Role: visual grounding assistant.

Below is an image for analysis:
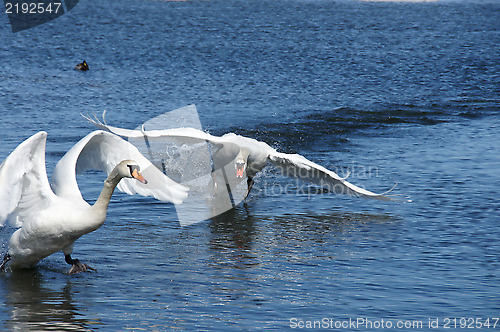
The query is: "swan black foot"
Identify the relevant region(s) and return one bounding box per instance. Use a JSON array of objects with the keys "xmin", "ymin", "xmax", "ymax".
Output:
[
  {"xmin": 0, "ymin": 253, "xmax": 11, "ymax": 272},
  {"xmin": 65, "ymin": 254, "xmax": 97, "ymax": 275},
  {"xmin": 244, "ymin": 177, "xmax": 254, "ymax": 198}
]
